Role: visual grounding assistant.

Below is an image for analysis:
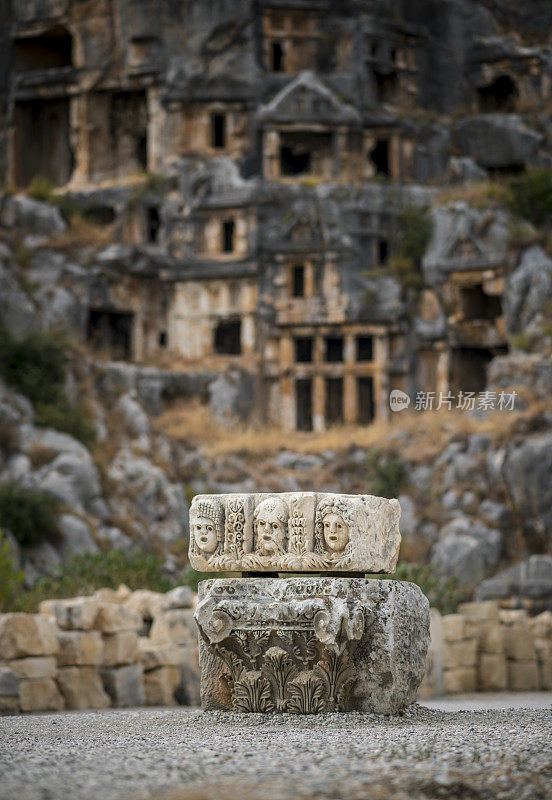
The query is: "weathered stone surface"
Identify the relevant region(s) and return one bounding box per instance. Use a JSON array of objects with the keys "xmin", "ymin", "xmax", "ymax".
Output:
[
  {"xmin": 161, "ymin": 586, "xmax": 195, "ymax": 610},
  {"xmin": 2, "ymin": 657, "xmax": 56, "ymax": 680},
  {"xmin": 441, "ymin": 614, "xmax": 466, "ymax": 642},
  {"xmin": 150, "ymin": 609, "xmax": 197, "ymax": 646},
  {"xmin": 138, "ymin": 640, "xmax": 180, "ymax": 671},
  {"xmin": 19, "ymin": 678, "xmax": 64, "ymax": 712},
  {"xmin": 189, "ymin": 492, "xmax": 401, "ymax": 574},
  {"xmin": 57, "ymin": 667, "xmax": 111, "ymax": 710},
  {"xmin": 56, "ymin": 630, "xmax": 103, "ymax": 666},
  {"xmin": 102, "ymin": 632, "xmax": 139, "ymax": 667},
  {"xmin": 0, "ymin": 614, "xmax": 58, "ymax": 659},
  {"xmin": 100, "ymin": 664, "xmax": 145, "ymax": 707},
  {"xmin": 94, "ymin": 604, "xmax": 142, "ymax": 634},
  {"xmin": 442, "ymin": 640, "xmax": 477, "ymax": 669},
  {"xmin": 144, "ymin": 666, "xmax": 180, "ymax": 706},
  {"xmin": 40, "ymin": 597, "xmax": 100, "ymax": 631},
  {"xmin": 504, "ymin": 625, "xmax": 536, "ymax": 661},
  {"xmin": 195, "ymin": 578, "xmax": 429, "ymax": 715},
  {"xmin": 443, "ymin": 667, "xmax": 477, "ymax": 694},
  {"xmin": 478, "ymin": 654, "xmax": 507, "ymax": 691}
]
